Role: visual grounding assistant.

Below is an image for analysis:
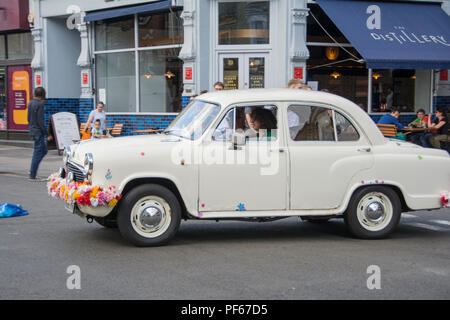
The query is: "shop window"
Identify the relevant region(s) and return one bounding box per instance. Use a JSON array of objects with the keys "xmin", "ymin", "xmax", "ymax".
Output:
[
  {"xmin": 0, "ymin": 35, "xmax": 5, "ymax": 60},
  {"xmin": 138, "ymin": 11, "xmax": 183, "ymax": 47},
  {"xmin": 371, "ymin": 69, "xmax": 417, "ymax": 113},
  {"xmin": 218, "ymin": 1, "xmax": 270, "ymax": 45},
  {"xmin": 95, "ymin": 16, "xmax": 135, "ymax": 51},
  {"xmin": 139, "ymin": 48, "xmax": 183, "ymax": 113},
  {"xmin": 96, "ymin": 52, "xmax": 136, "ymax": 113},
  {"xmin": 5, "ymin": 33, "xmax": 33, "ymax": 60}
]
